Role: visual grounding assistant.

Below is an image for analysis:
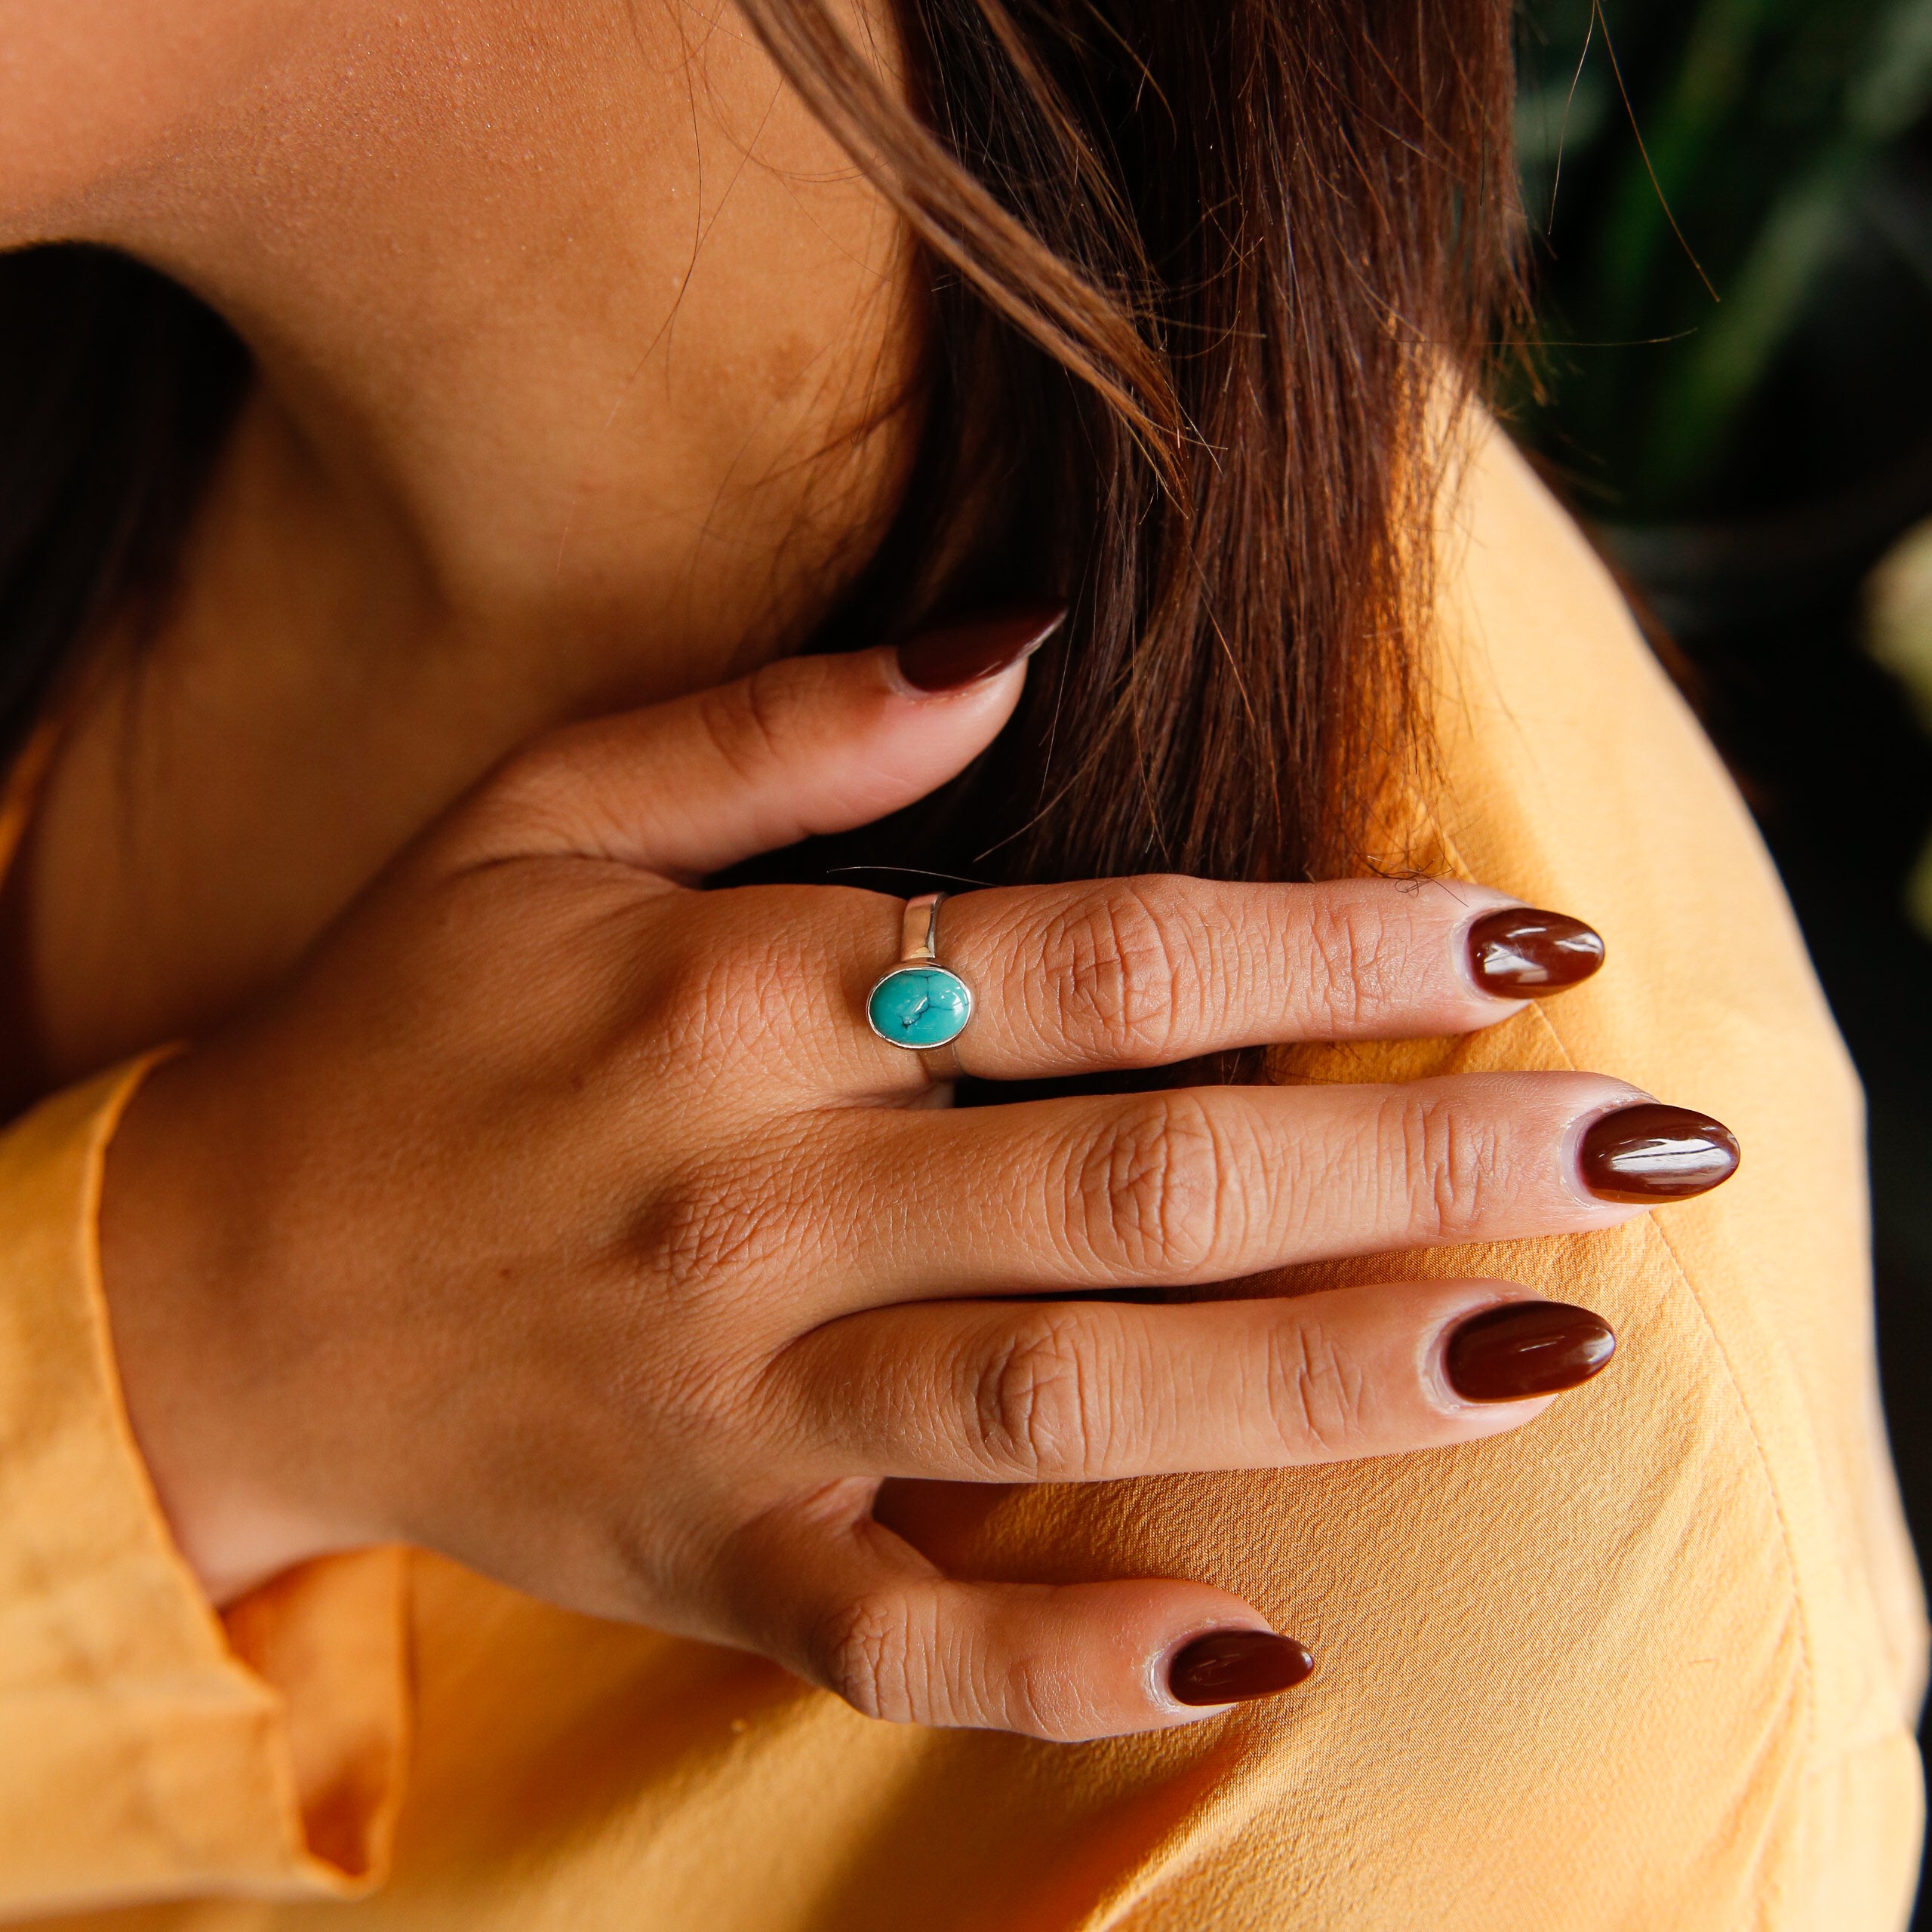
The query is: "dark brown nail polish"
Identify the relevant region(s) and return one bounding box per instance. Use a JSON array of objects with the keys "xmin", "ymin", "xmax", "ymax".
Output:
[
  {"xmin": 895, "ymin": 602, "xmax": 1067, "ymax": 692},
  {"xmin": 1467, "ymin": 907, "xmax": 1605, "ymax": 997},
  {"xmin": 1444, "ymin": 1300, "xmax": 1616, "ymax": 1403},
  {"xmin": 1580, "ymin": 1102, "xmax": 1740, "ymax": 1202},
  {"xmin": 1168, "ymin": 1629, "xmax": 1315, "ymax": 1706}
]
